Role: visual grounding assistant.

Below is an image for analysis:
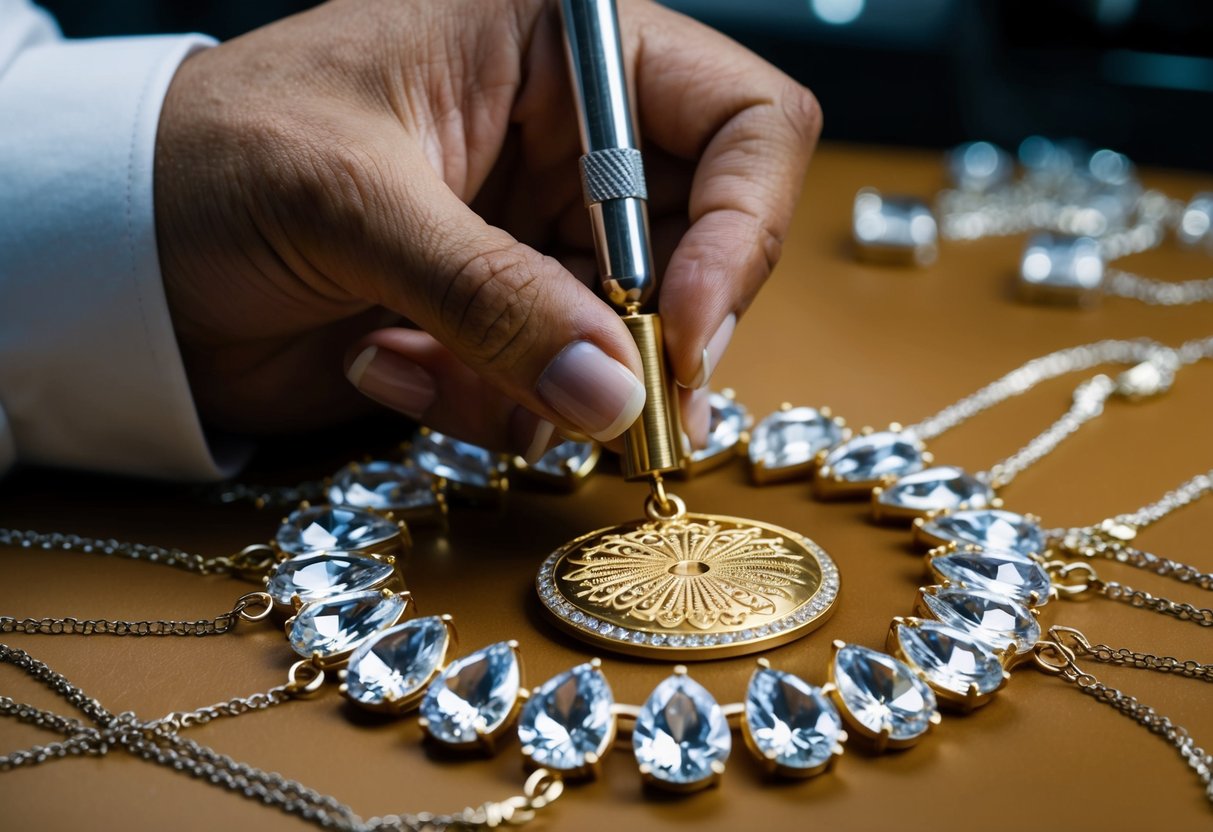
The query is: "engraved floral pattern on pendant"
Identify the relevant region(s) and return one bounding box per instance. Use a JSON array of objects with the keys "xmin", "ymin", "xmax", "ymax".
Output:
[{"xmin": 561, "ymin": 517, "xmax": 811, "ymax": 630}]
